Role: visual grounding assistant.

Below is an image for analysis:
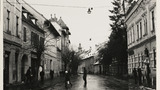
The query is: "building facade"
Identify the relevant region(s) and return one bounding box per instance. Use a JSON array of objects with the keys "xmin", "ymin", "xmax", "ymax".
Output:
[
  {"xmin": 3, "ymin": 0, "xmax": 23, "ymax": 84},
  {"xmin": 3, "ymin": 0, "xmax": 67, "ymax": 85},
  {"xmin": 43, "ymin": 19, "xmax": 61, "ymax": 78},
  {"xmin": 22, "ymin": 6, "xmax": 45, "ymax": 81},
  {"xmin": 125, "ymin": 0, "xmax": 156, "ymax": 87},
  {"xmin": 57, "ymin": 17, "xmax": 71, "ymax": 71}
]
